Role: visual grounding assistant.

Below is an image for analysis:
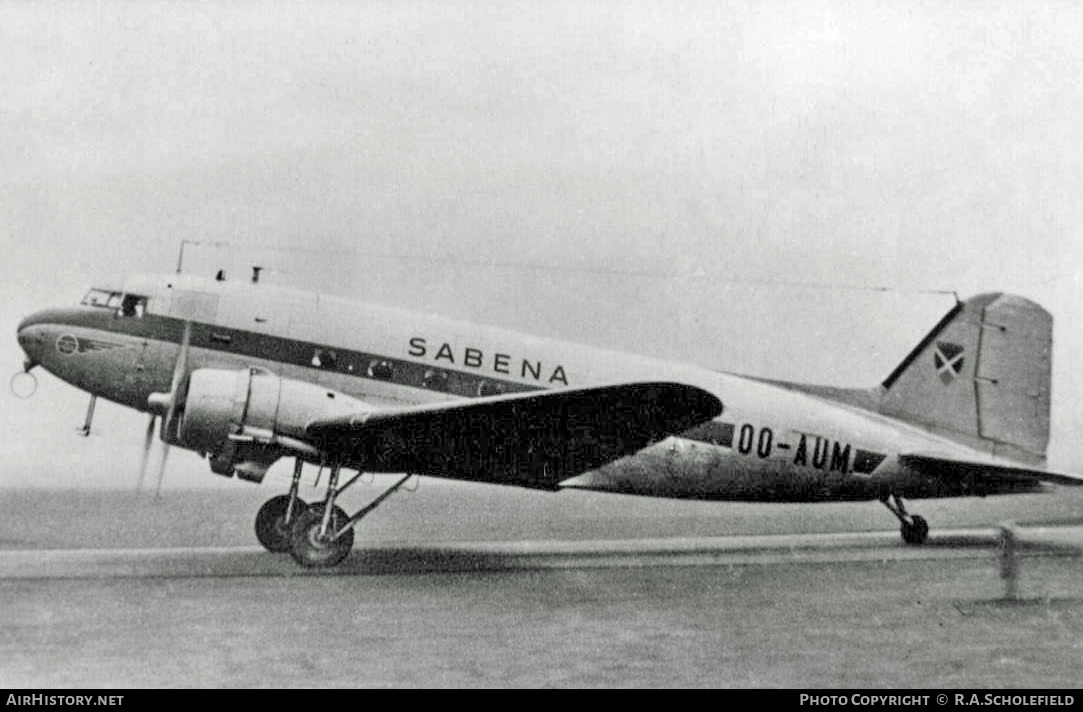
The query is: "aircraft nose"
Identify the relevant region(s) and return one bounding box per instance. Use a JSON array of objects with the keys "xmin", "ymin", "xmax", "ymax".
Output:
[
  {"xmin": 17, "ymin": 314, "xmax": 32, "ymax": 344},
  {"xmin": 16, "ymin": 311, "xmax": 49, "ymax": 360}
]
